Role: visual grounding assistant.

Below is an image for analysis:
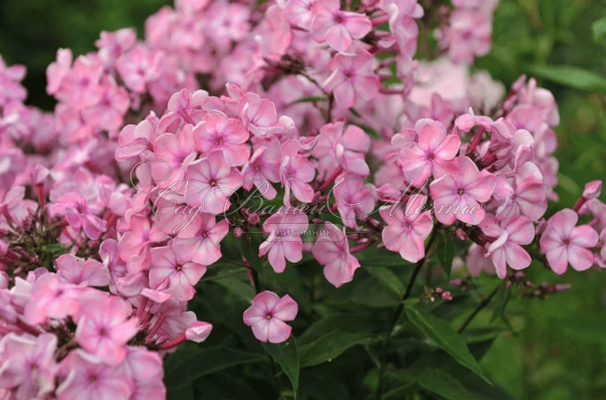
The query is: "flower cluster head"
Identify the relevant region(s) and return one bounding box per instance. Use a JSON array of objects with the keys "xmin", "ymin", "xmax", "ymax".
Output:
[{"xmin": 0, "ymin": 0, "xmax": 603, "ymax": 397}]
